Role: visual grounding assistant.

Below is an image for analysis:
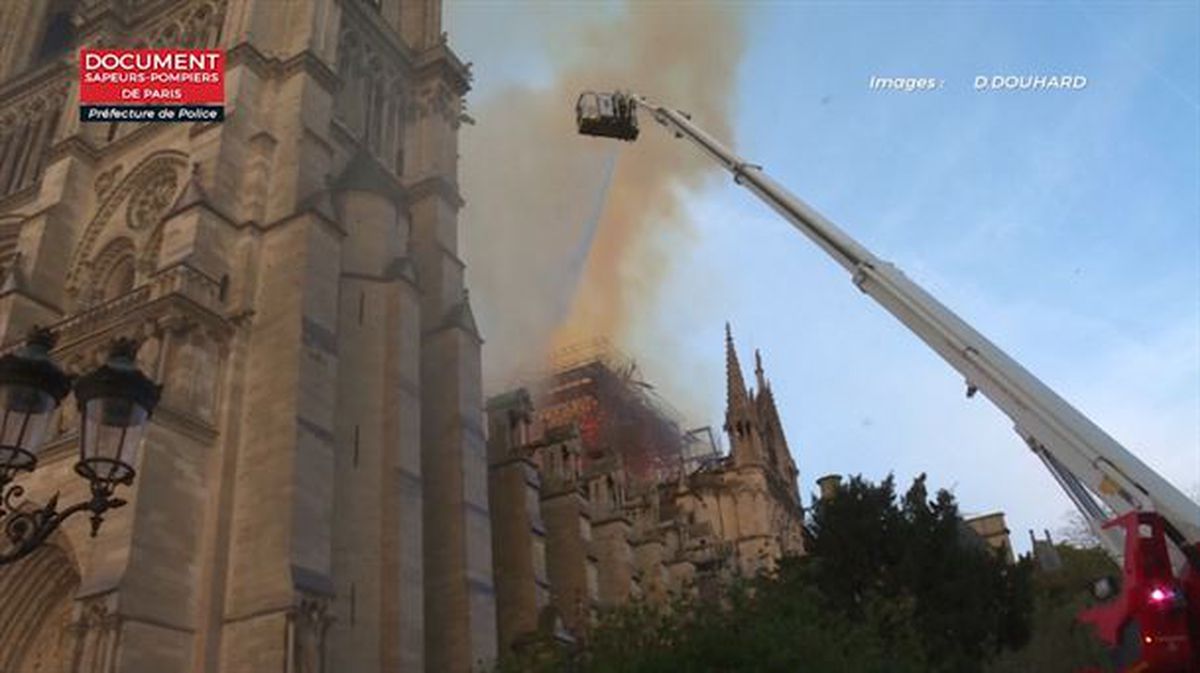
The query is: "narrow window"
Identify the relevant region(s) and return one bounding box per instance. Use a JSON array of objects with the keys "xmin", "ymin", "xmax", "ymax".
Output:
[
  {"xmin": 102, "ymin": 256, "xmax": 136, "ymax": 301},
  {"xmin": 357, "ymin": 290, "xmax": 365, "ymax": 325},
  {"xmin": 36, "ymin": 10, "xmax": 74, "ymax": 61},
  {"xmin": 353, "ymin": 425, "xmax": 360, "ymax": 468}
]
